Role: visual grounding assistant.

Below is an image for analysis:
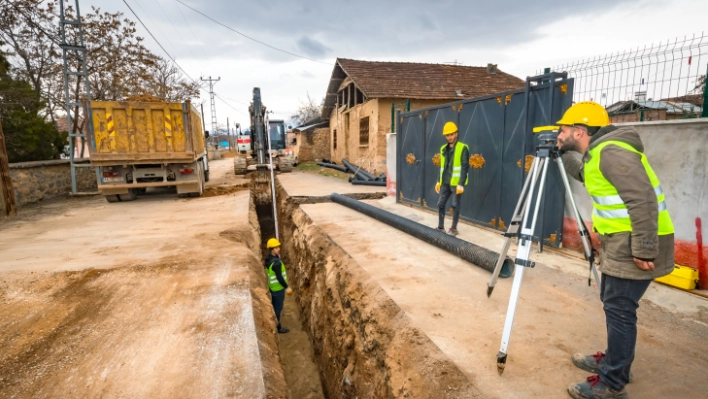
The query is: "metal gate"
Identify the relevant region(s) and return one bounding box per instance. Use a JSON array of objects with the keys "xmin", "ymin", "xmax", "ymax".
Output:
[{"xmin": 397, "ymin": 73, "xmax": 574, "ymax": 248}]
